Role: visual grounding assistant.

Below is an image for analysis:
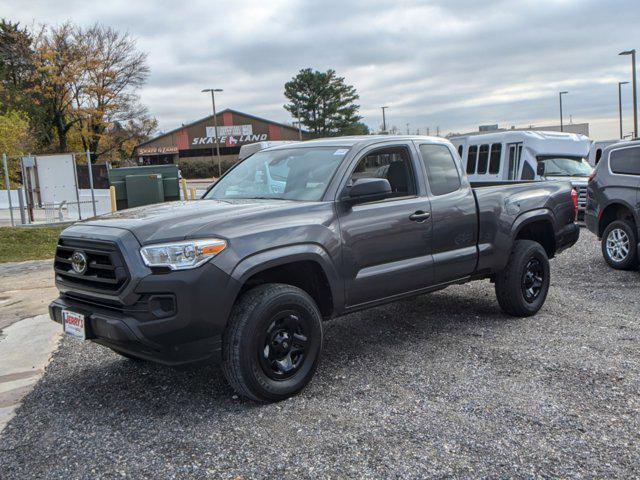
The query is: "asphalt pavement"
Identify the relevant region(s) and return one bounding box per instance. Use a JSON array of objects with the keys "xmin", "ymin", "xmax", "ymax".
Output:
[{"xmin": 0, "ymin": 232, "xmax": 638, "ymax": 479}]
